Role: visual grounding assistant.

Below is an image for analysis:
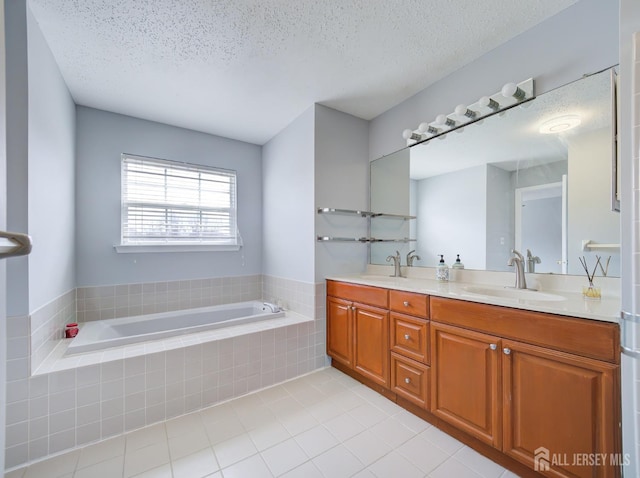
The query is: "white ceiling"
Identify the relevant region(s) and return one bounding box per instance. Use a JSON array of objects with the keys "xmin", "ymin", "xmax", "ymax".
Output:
[{"xmin": 28, "ymin": 0, "xmax": 577, "ymax": 145}]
